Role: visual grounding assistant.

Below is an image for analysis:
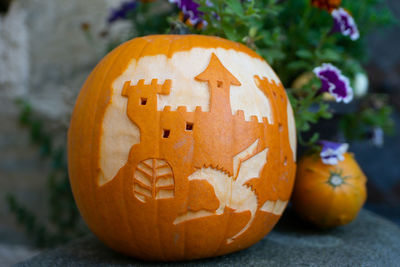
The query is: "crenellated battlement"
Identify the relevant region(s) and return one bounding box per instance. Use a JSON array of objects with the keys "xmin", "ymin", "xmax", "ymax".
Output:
[
  {"xmin": 163, "ymin": 106, "xmax": 172, "ymax": 112},
  {"xmin": 177, "ymin": 106, "xmax": 187, "ymax": 113},
  {"xmin": 235, "ymin": 110, "xmax": 245, "ymax": 120},
  {"xmin": 162, "ymin": 105, "xmax": 206, "ymax": 116},
  {"xmin": 231, "ymin": 110, "xmax": 269, "ymax": 124},
  {"xmin": 160, "ymin": 106, "xmax": 269, "ymax": 124},
  {"xmin": 122, "ymin": 79, "xmax": 171, "ymax": 98},
  {"xmin": 250, "ymin": 115, "xmax": 259, "ymax": 123}
]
